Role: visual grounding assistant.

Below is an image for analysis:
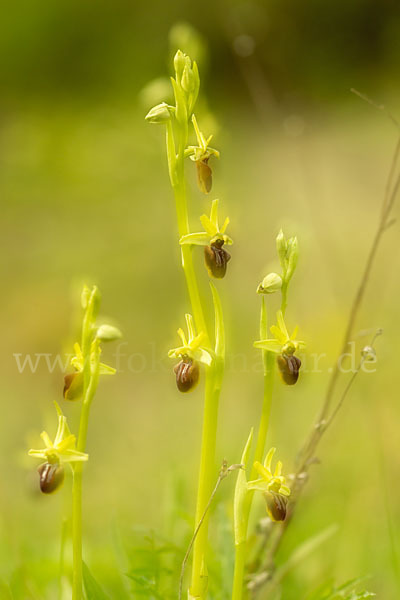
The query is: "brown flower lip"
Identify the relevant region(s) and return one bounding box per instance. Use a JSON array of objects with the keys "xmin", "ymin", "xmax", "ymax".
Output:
[
  {"xmin": 174, "ymin": 356, "xmax": 200, "ymax": 393},
  {"xmin": 264, "ymin": 490, "xmax": 288, "ymax": 521},
  {"xmin": 276, "ymin": 353, "xmax": 301, "ymax": 385},
  {"xmin": 37, "ymin": 462, "xmax": 65, "ymax": 494},
  {"xmin": 204, "ymin": 239, "xmax": 231, "ymax": 279},
  {"xmin": 63, "ymin": 371, "xmax": 84, "ymax": 401},
  {"xmin": 196, "ymin": 157, "xmax": 212, "ymax": 194}
]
